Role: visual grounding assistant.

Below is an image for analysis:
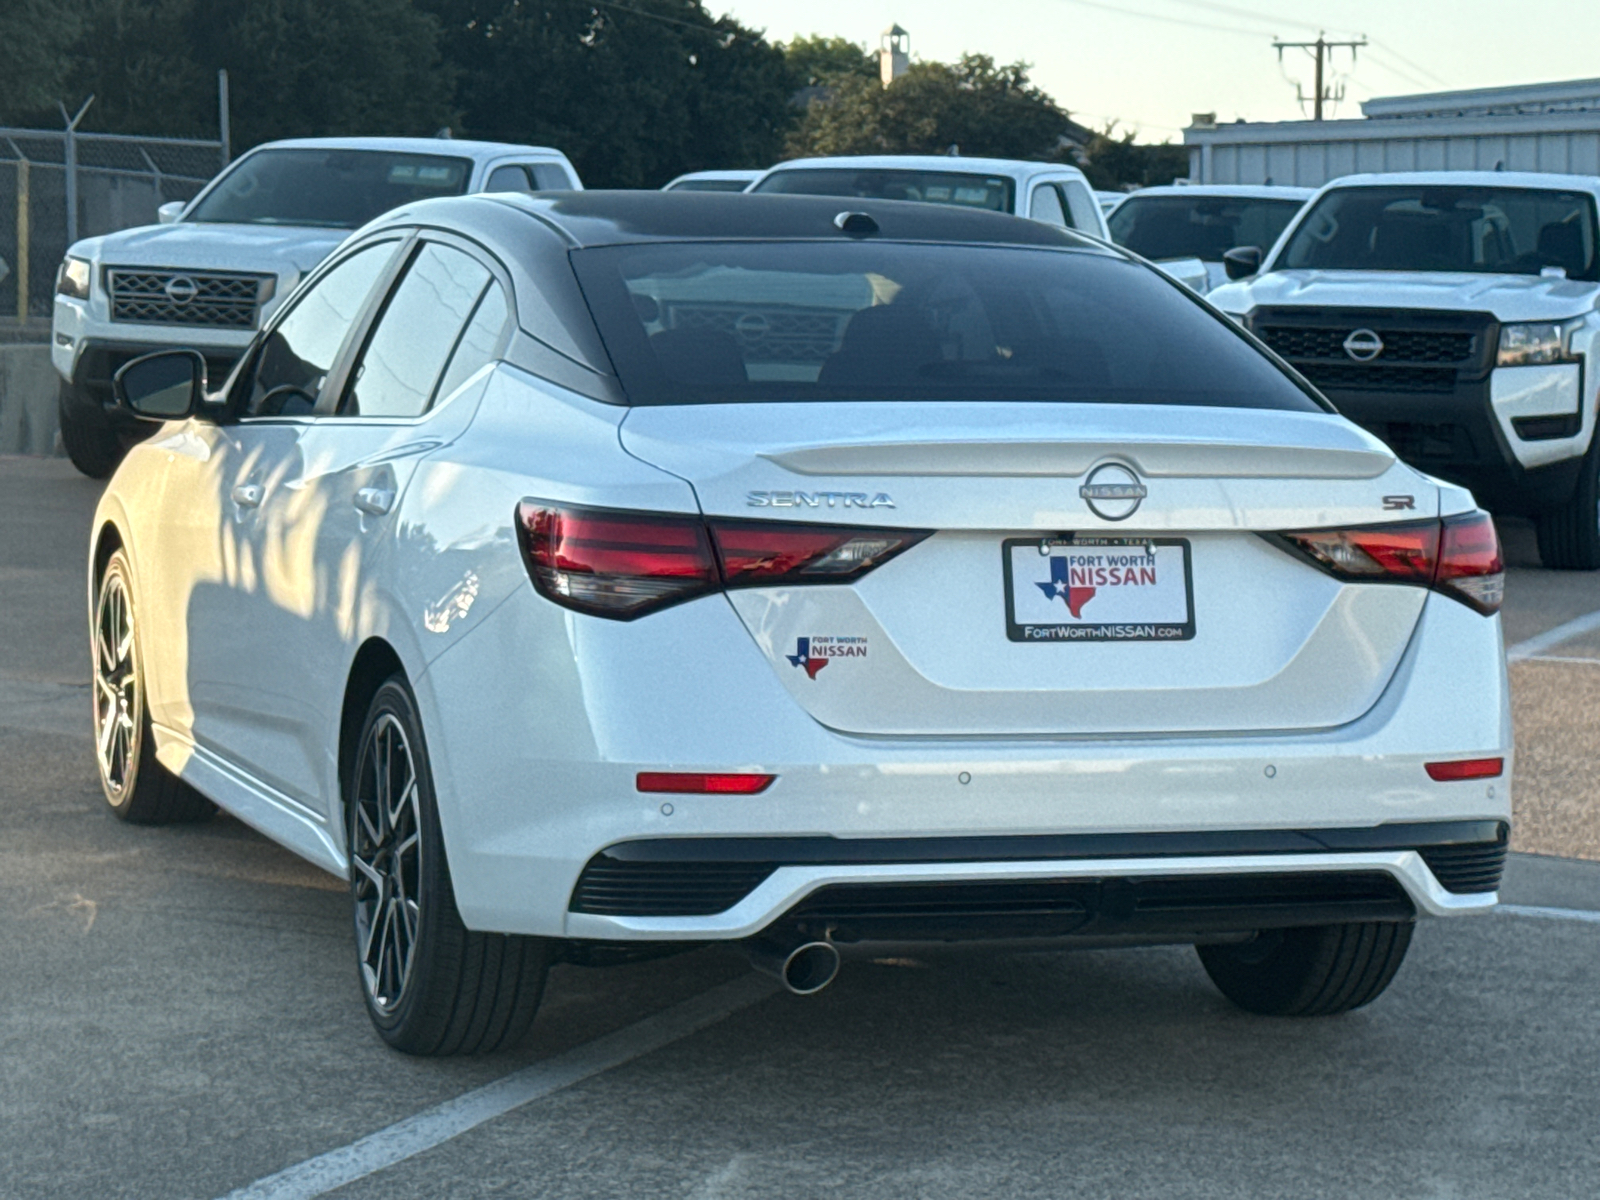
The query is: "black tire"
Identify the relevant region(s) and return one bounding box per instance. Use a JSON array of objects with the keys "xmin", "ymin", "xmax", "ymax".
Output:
[
  {"xmin": 93, "ymin": 550, "xmax": 216, "ymax": 824},
  {"xmin": 346, "ymin": 677, "xmax": 550, "ymax": 1056},
  {"xmin": 1535, "ymin": 434, "xmax": 1600, "ymax": 569},
  {"xmin": 1197, "ymin": 921, "xmax": 1413, "ymax": 1017},
  {"xmin": 59, "ymin": 381, "xmax": 124, "ymax": 479}
]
